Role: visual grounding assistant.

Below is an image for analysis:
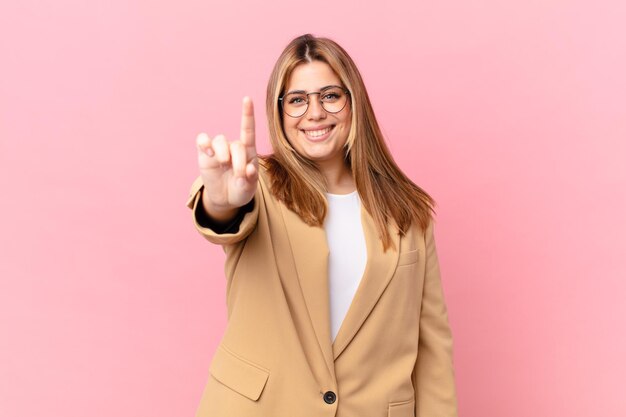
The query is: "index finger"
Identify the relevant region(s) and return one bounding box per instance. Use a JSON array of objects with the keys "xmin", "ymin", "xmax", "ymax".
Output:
[{"xmin": 240, "ymin": 96, "xmax": 256, "ymax": 147}]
